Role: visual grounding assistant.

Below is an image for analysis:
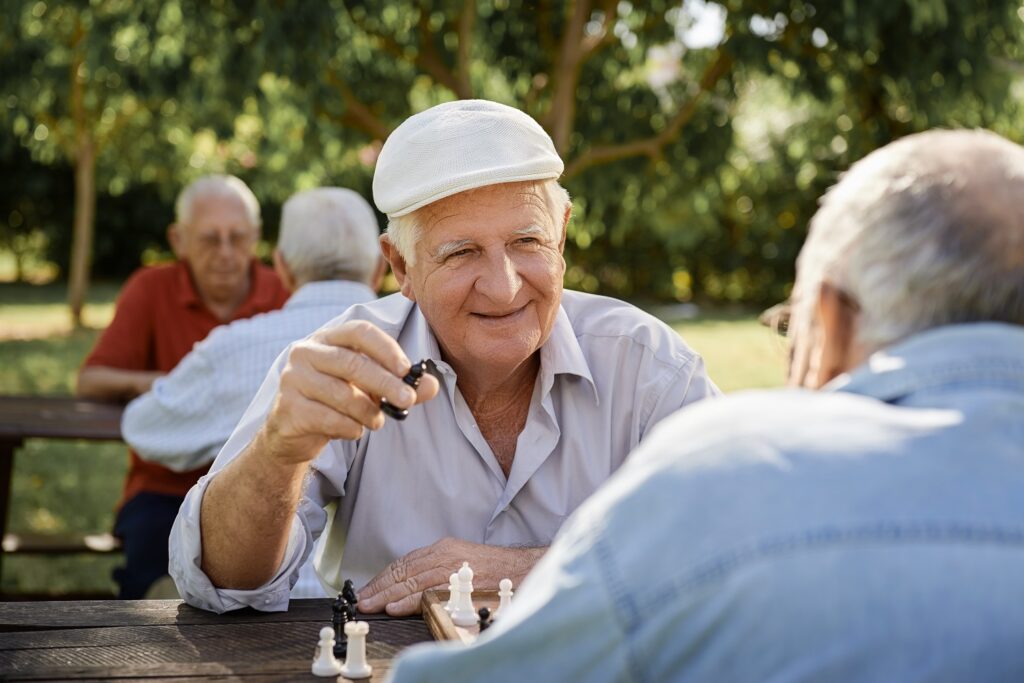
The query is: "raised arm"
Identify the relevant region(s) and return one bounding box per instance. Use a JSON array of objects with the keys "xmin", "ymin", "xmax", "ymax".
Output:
[{"xmin": 197, "ymin": 320, "xmax": 440, "ymax": 590}]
